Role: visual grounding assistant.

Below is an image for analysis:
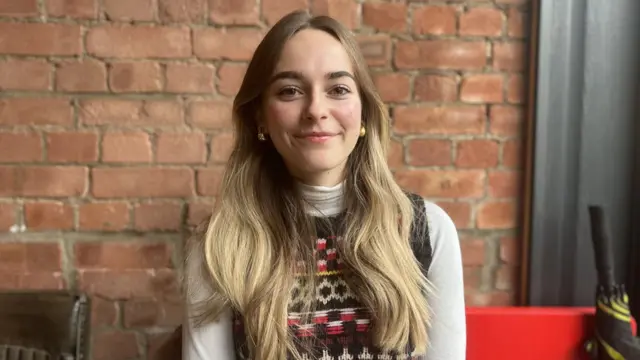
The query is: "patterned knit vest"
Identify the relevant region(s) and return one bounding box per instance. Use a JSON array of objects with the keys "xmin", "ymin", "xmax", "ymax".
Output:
[{"xmin": 232, "ymin": 193, "xmax": 432, "ymax": 360}]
